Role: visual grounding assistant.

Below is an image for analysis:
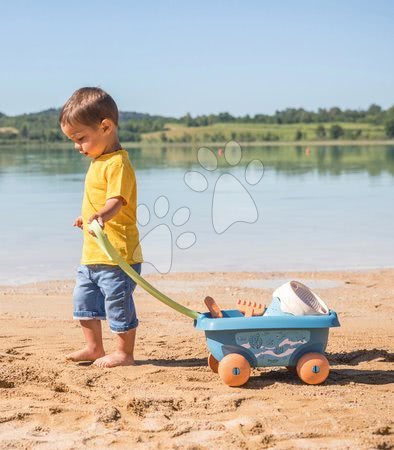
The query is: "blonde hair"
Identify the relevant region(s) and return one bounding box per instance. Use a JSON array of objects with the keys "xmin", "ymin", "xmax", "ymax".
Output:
[{"xmin": 59, "ymin": 87, "xmax": 119, "ymax": 127}]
